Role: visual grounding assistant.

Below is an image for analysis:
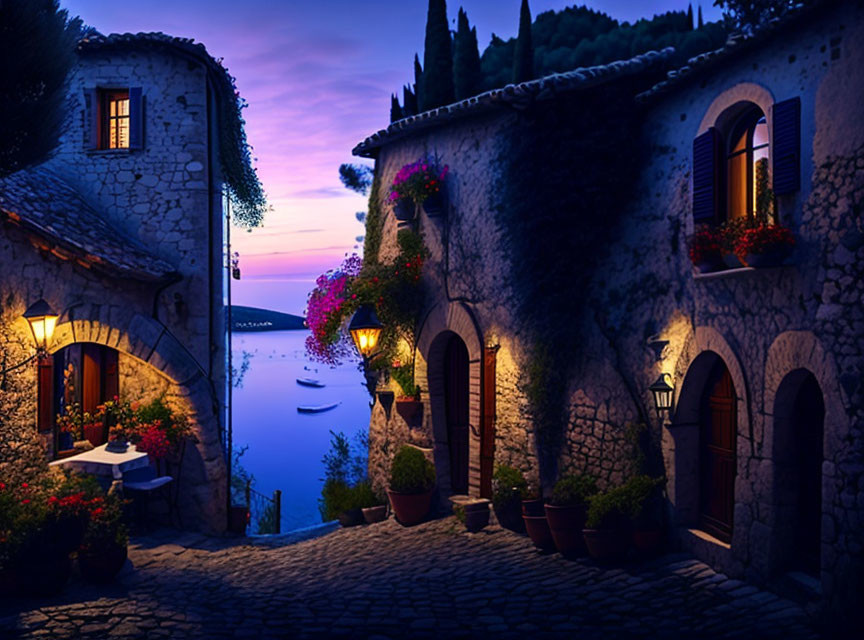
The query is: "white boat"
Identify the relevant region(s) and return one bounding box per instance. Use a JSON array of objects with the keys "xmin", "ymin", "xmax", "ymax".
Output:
[
  {"xmin": 297, "ymin": 402, "xmax": 340, "ymax": 414},
  {"xmin": 296, "ymin": 377, "xmax": 325, "ymax": 388}
]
